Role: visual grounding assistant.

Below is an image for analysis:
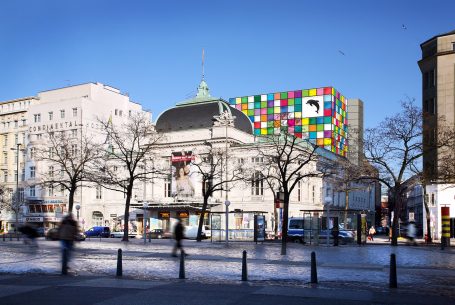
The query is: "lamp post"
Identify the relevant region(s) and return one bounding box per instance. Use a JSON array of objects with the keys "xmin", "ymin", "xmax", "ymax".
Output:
[
  {"xmin": 225, "ymin": 200, "xmax": 230, "ymax": 243},
  {"xmin": 75, "ymin": 204, "xmax": 80, "ymax": 221},
  {"xmin": 143, "ymin": 202, "xmax": 149, "ymax": 244},
  {"xmin": 324, "ymin": 195, "xmax": 332, "ymax": 247}
]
